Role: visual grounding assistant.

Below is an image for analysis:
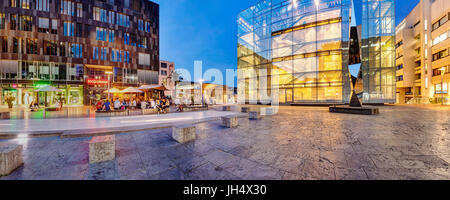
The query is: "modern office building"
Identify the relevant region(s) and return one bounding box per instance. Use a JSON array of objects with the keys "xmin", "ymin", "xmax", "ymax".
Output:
[
  {"xmin": 159, "ymin": 60, "xmax": 175, "ymax": 97},
  {"xmin": 0, "ymin": 0, "xmax": 159, "ymax": 107},
  {"xmin": 237, "ymin": 0, "xmax": 396, "ymax": 105},
  {"xmin": 395, "ymin": 0, "xmax": 450, "ymax": 104}
]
